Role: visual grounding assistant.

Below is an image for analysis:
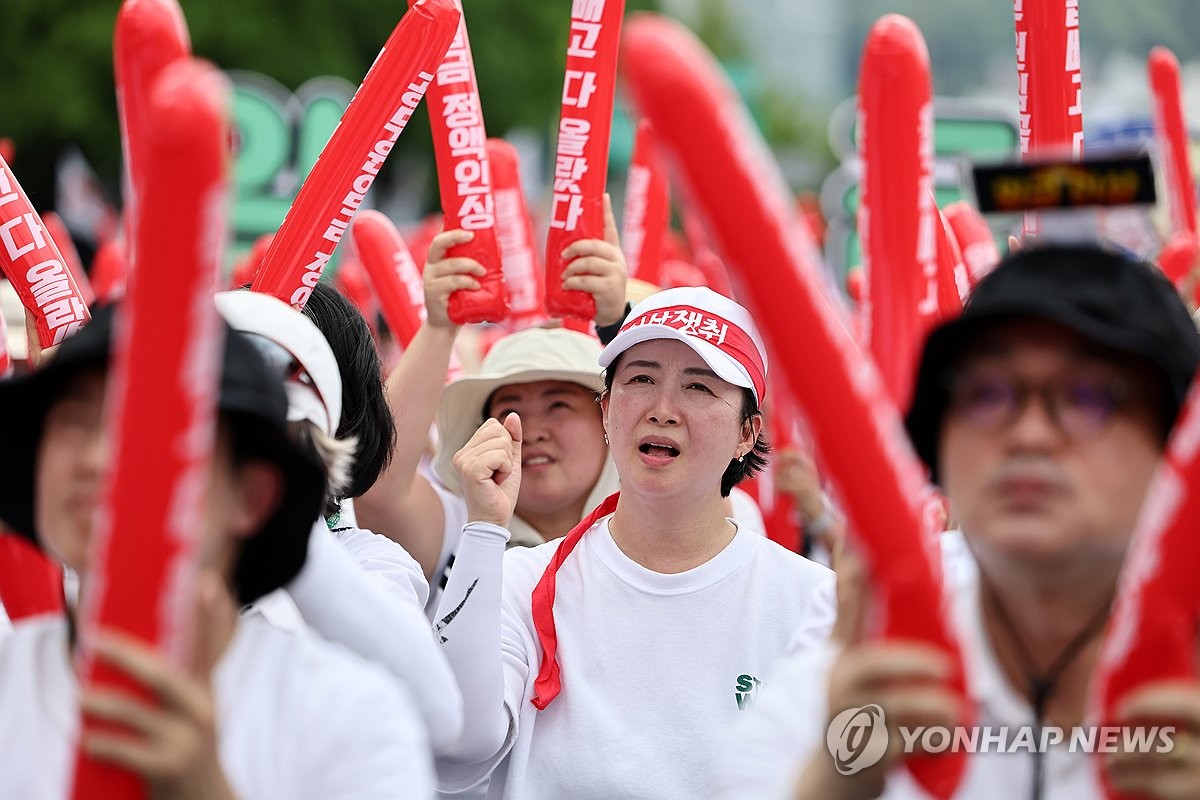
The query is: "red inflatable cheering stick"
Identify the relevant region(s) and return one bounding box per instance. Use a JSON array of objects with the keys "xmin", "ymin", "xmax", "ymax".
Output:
[
  {"xmin": 1013, "ymin": 0, "xmax": 1083, "ymax": 159},
  {"xmin": 113, "ymin": 0, "xmax": 191, "ymax": 265},
  {"xmin": 0, "ymin": 157, "xmax": 91, "ymax": 348},
  {"xmin": 253, "ymin": 0, "xmax": 460, "ymax": 310},
  {"xmin": 90, "ymin": 238, "xmax": 129, "ymax": 304},
  {"xmin": 416, "ymin": 0, "xmax": 509, "ymax": 324},
  {"xmin": 0, "ymin": 300, "xmax": 10, "ymax": 377},
  {"xmin": 42, "ymin": 212, "xmax": 95, "ymax": 307},
  {"xmin": 622, "ymin": 119, "xmax": 670, "ymax": 286},
  {"xmin": 943, "ymin": 201, "xmax": 999, "ymax": 285},
  {"xmin": 351, "ymin": 210, "xmax": 427, "ymax": 349},
  {"xmin": 858, "ymin": 15, "xmax": 937, "ymax": 411},
  {"xmin": 488, "ymin": 138, "xmax": 546, "ymax": 329},
  {"xmin": 69, "ymin": 58, "xmax": 230, "ymax": 800},
  {"xmin": 621, "ymin": 15, "xmax": 969, "ymax": 798},
  {"xmin": 545, "ymin": 0, "xmax": 626, "ymax": 319},
  {"xmin": 0, "ymin": 533, "xmax": 63, "ymax": 620},
  {"xmin": 1149, "ymin": 47, "xmax": 1198, "ymax": 239},
  {"xmin": 934, "ymin": 203, "xmax": 966, "ymax": 320},
  {"xmin": 1091, "ymin": 385, "xmax": 1200, "ymax": 799}
]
